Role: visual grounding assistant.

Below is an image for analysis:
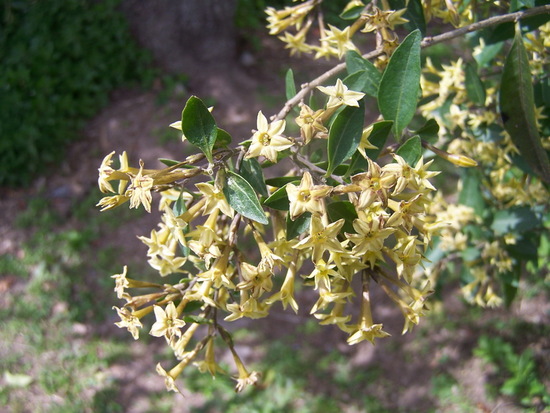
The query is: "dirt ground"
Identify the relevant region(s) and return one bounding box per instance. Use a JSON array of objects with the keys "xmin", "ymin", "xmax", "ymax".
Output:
[{"xmin": 1, "ymin": 22, "xmax": 548, "ymax": 413}]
